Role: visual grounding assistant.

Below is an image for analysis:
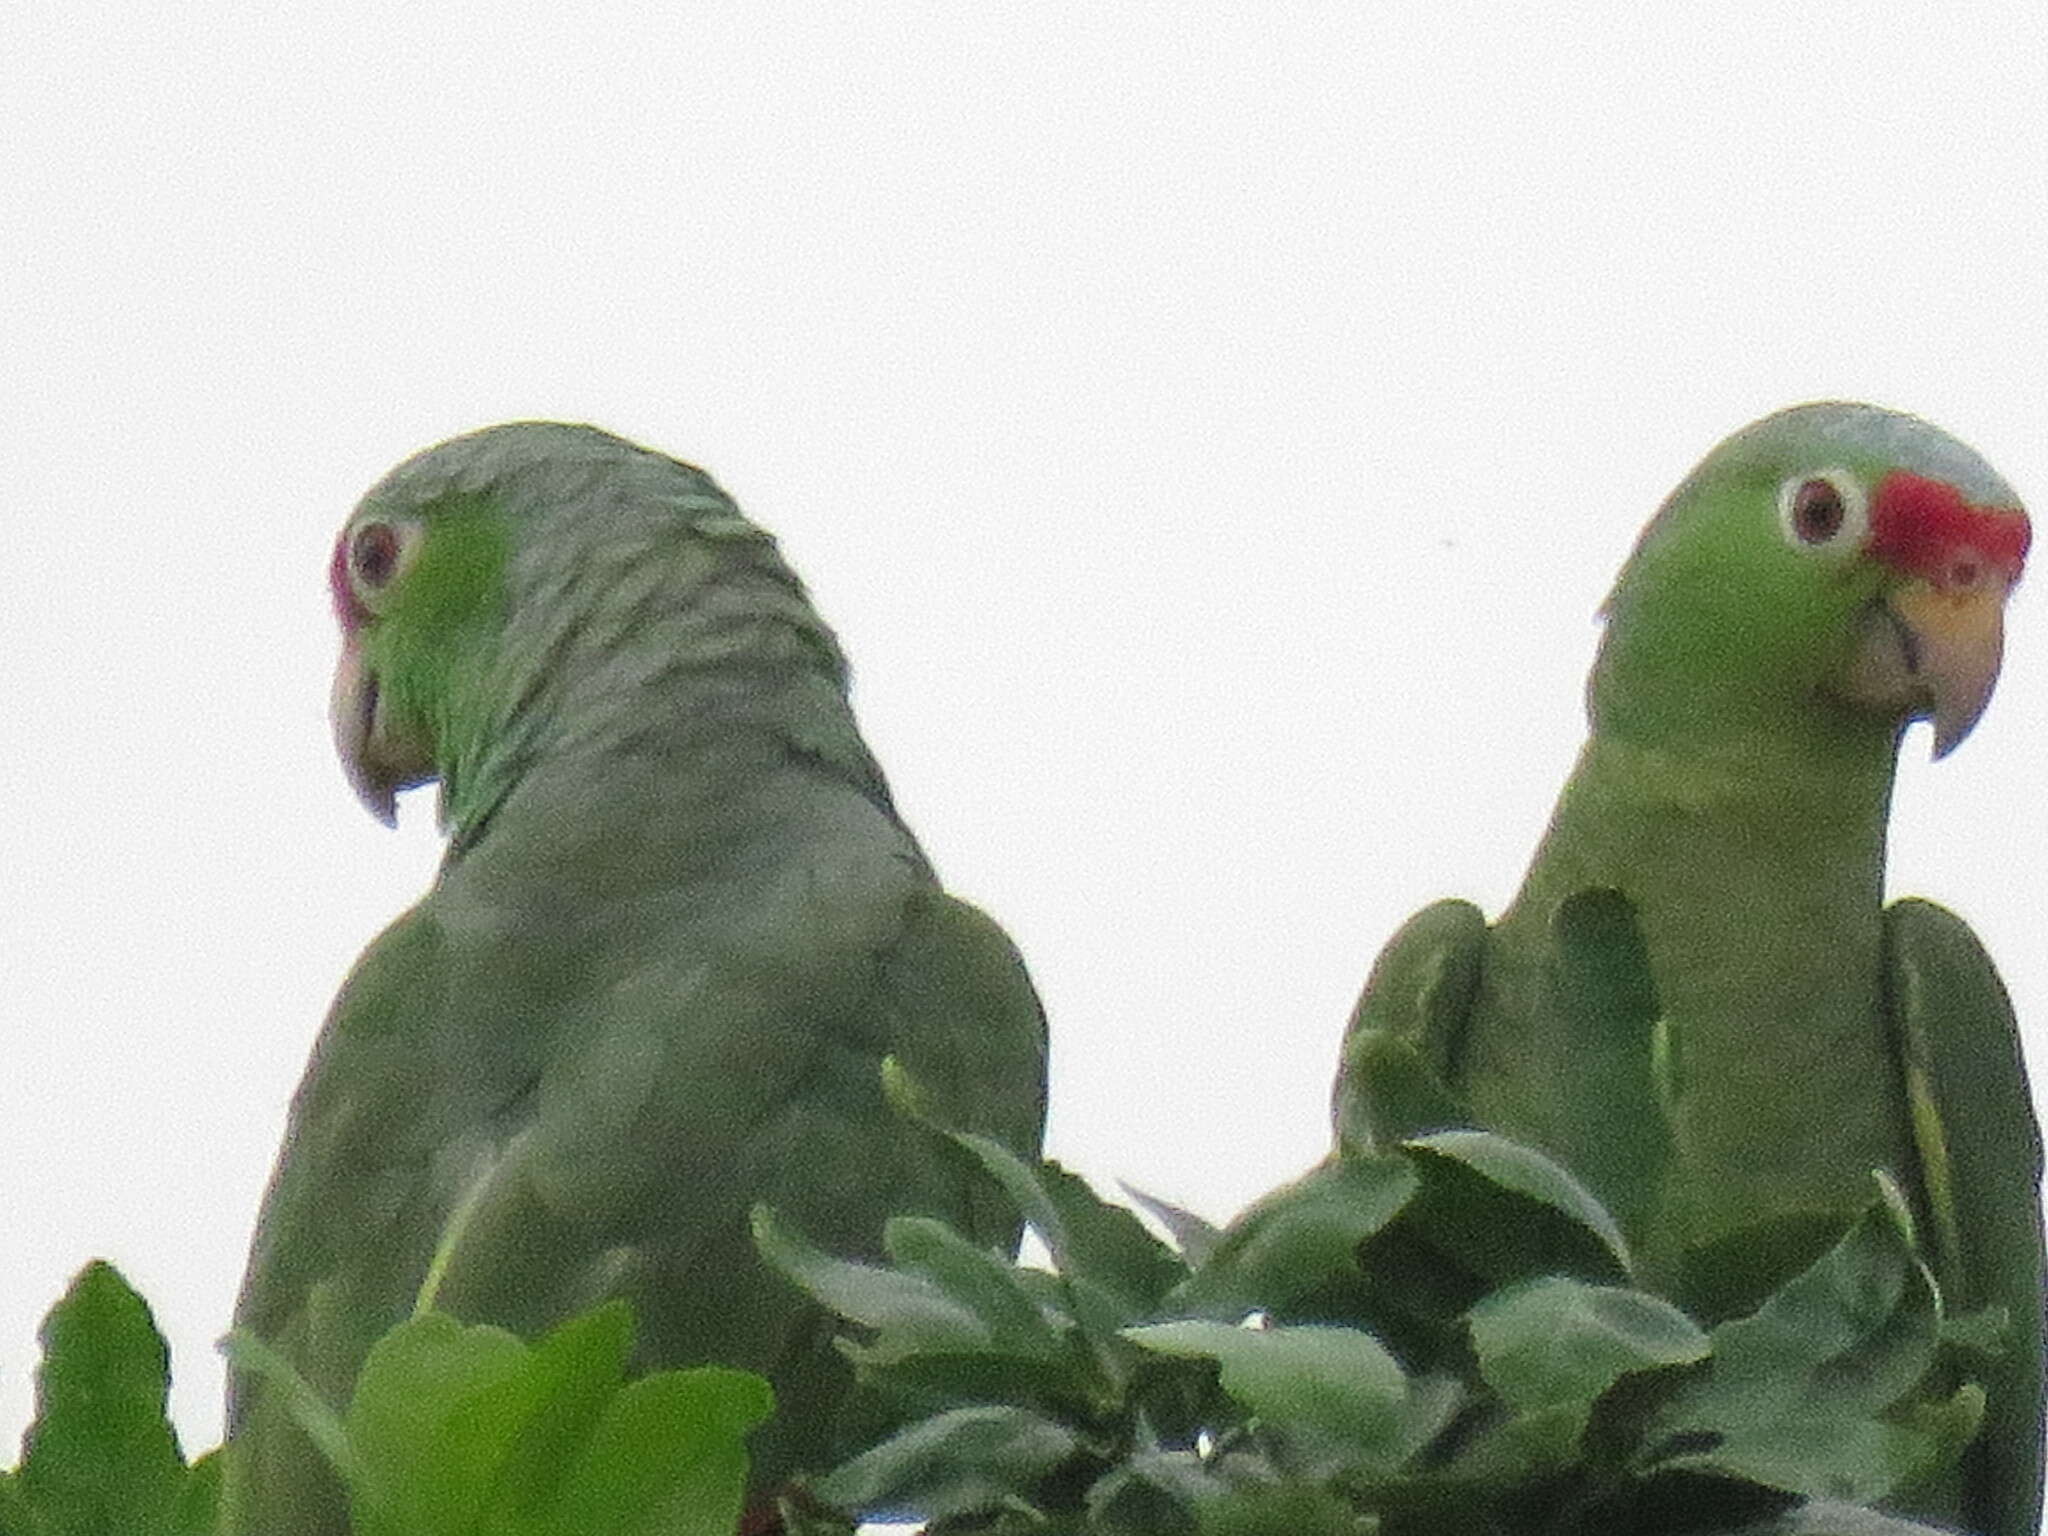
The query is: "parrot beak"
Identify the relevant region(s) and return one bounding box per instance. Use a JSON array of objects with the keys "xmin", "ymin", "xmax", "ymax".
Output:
[
  {"xmin": 1843, "ymin": 573, "xmax": 2011, "ymax": 758},
  {"xmin": 331, "ymin": 637, "xmax": 434, "ymax": 825},
  {"xmin": 1889, "ymin": 575, "xmax": 2008, "ymax": 757}
]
